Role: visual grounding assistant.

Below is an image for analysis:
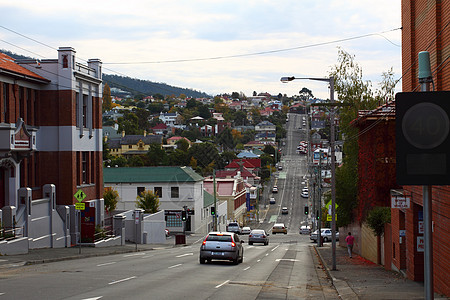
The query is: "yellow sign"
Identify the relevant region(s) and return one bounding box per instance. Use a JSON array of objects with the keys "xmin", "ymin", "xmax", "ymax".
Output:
[
  {"xmin": 74, "ymin": 189, "xmax": 87, "ymax": 202},
  {"xmin": 75, "ymin": 203, "xmax": 85, "ymax": 210},
  {"xmin": 327, "ymin": 214, "xmax": 337, "ymax": 221}
]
